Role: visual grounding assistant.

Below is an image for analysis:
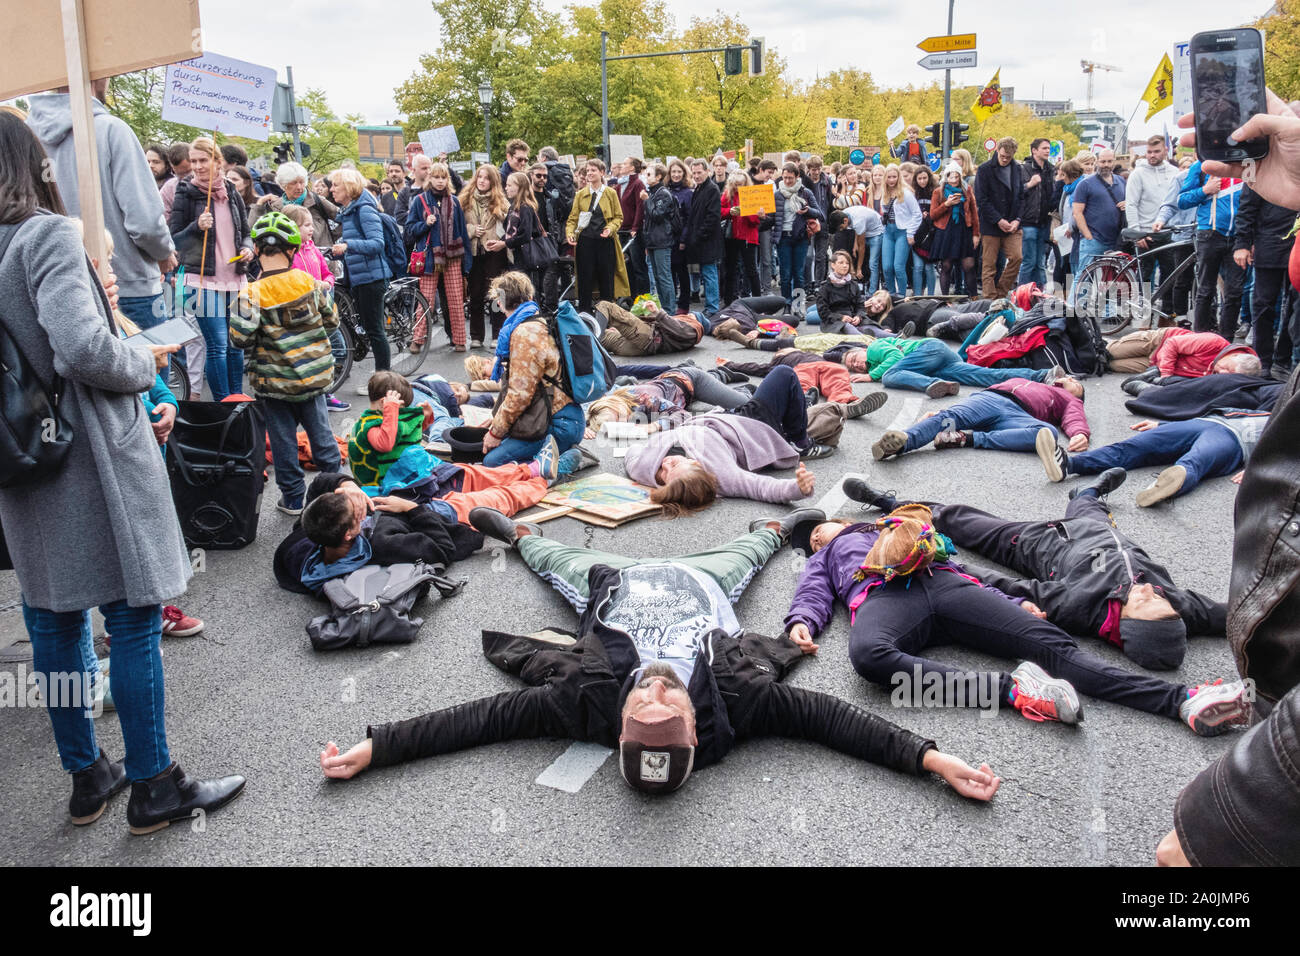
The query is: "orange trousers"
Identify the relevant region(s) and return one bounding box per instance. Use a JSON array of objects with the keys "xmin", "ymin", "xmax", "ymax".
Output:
[
  {"xmin": 439, "ymin": 462, "xmax": 548, "ymax": 524},
  {"xmin": 793, "ymin": 361, "xmax": 856, "ymax": 404}
]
